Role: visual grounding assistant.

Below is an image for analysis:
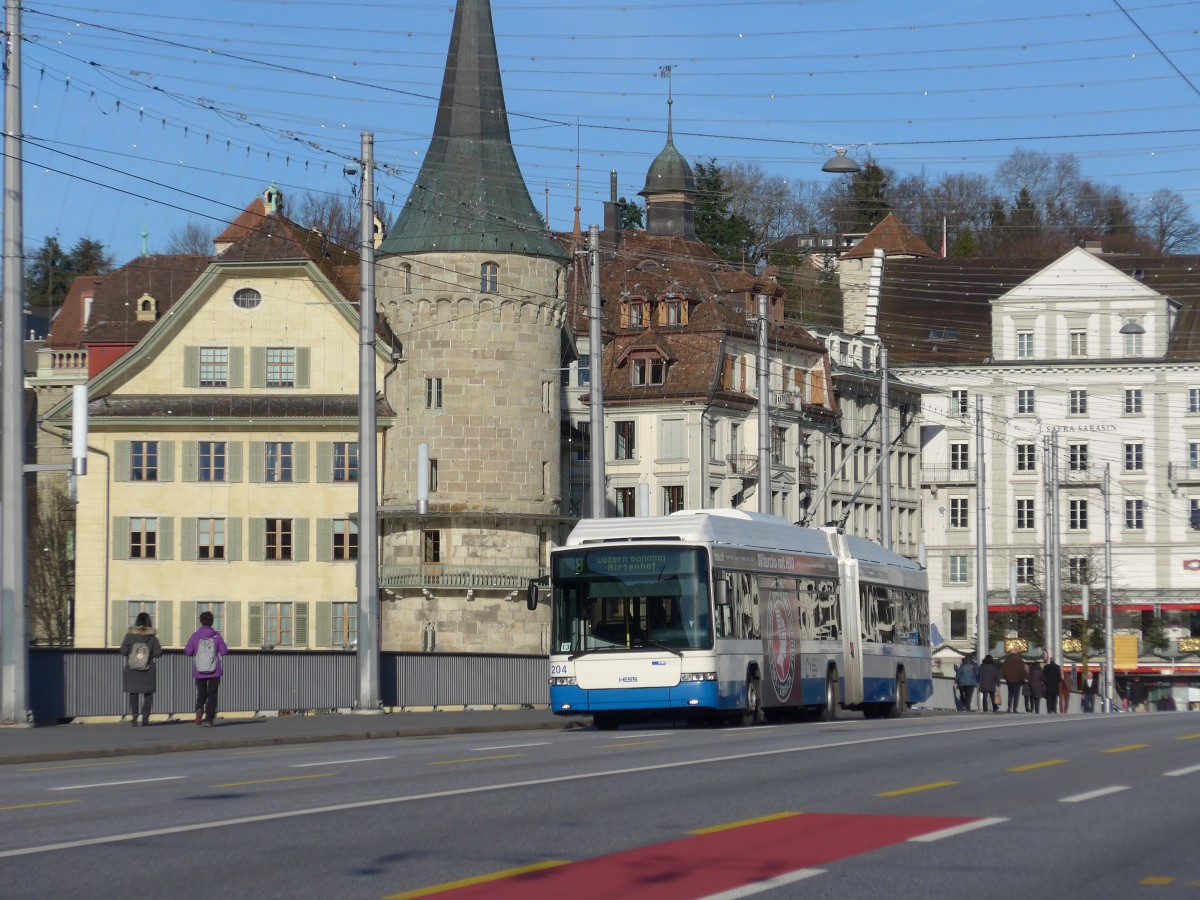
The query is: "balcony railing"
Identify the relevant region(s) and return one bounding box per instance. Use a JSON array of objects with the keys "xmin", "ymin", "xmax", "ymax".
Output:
[
  {"xmin": 1170, "ymin": 462, "xmax": 1200, "ymax": 487},
  {"xmin": 379, "ymin": 564, "xmax": 548, "ymax": 591},
  {"xmin": 36, "ymin": 348, "xmax": 88, "ymax": 377},
  {"xmin": 727, "ymin": 454, "xmax": 759, "ymax": 478},
  {"xmin": 921, "ymin": 465, "xmax": 974, "ymax": 485}
]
